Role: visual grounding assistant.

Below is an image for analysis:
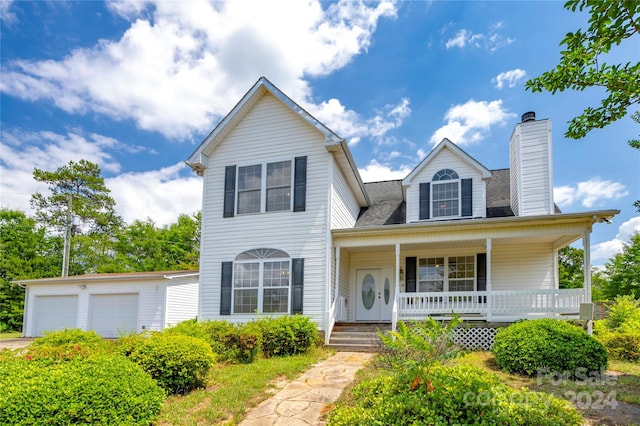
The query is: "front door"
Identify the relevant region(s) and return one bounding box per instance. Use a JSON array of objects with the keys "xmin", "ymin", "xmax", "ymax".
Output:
[{"xmin": 356, "ymin": 268, "xmax": 393, "ymax": 321}]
